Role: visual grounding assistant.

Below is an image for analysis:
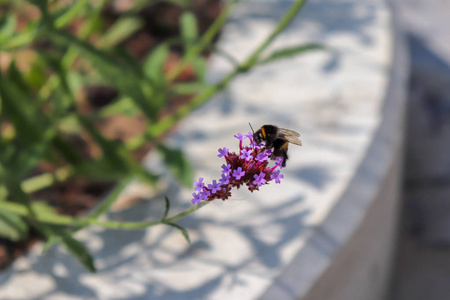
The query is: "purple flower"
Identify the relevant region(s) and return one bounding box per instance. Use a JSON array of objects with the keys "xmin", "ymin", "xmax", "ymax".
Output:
[
  {"xmin": 234, "ymin": 133, "xmax": 246, "ymax": 141},
  {"xmin": 270, "ymin": 170, "xmax": 284, "ymax": 184},
  {"xmin": 232, "ymin": 167, "xmax": 245, "ymax": 180},
  {"xmin": 199, "ymin": 190, "xmax": 211, "ymax": 200},
  {"xmin": 193, "ymin": 177, "xmax": 205, "ymax": 192},
  {"xmin": 221, "ymin": 164, "xmax": 231, "ymax": 174},
  {"xmin": 219, "ymin": 173, "xmax": 230, "ymax": 185},
  {"xmin": 253, "ymin": 172, "xmax": 267, "ymax": 187},
  {"xmin": 251, "ymin": 140, "xmax": 261, "ymax": 148},
  {"xmin": 255, "ymin": 152, "xmax": 268, "ymax": 162},
  {"xmin": 275, "ymin": 157, "xmax": 284, "ymax": 167},
  {"xmin": 217, "ymin": 147, "xmax": 229, "ymax": 158},
  {"xmin": 208, "ymin": 180, "xmax": 221, "ymax": 194},
  {"xmin": 240, "ymin": 149, "xmax": 253, "ymax": 161},
  {"xmin": 191, "ymin": 130, "xmax": 294, "ymax": 204},
  {"xmin": 191, "ymin": 192, "xmax": 202, "ymax": 205}
]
